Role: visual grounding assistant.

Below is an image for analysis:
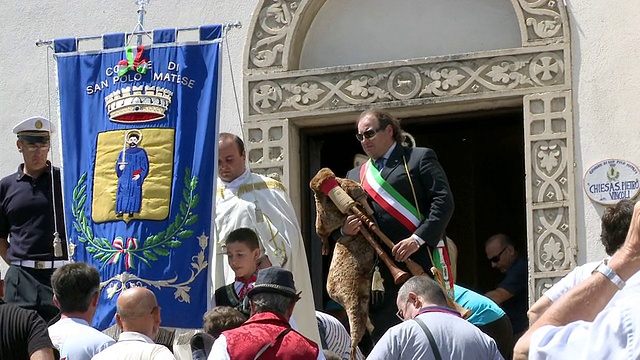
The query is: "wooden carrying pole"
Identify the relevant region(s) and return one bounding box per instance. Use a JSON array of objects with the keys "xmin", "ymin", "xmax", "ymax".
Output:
[
  {"xmin": 318, "ymin": 176, "xmax": 410, "ymax": 285},
  {"xmin": 317, "ymin": 170, "xmax": 472, "ymax": 318}
]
